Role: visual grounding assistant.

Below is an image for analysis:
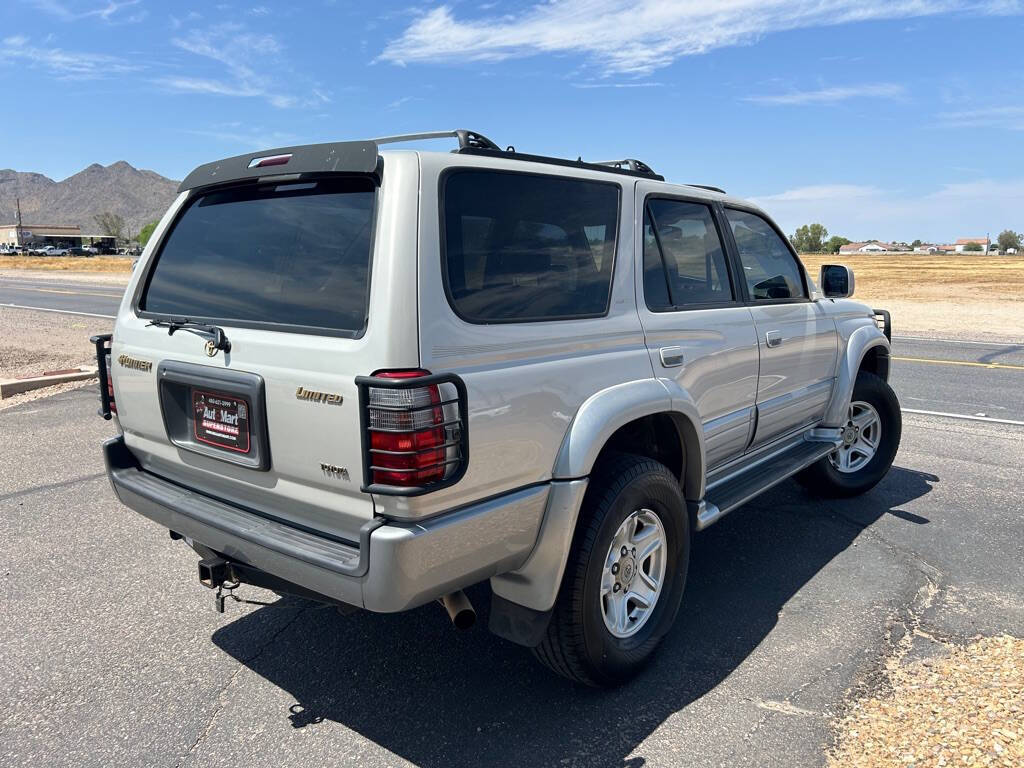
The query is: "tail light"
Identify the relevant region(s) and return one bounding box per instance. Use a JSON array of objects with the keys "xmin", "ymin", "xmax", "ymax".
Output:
[
  {"xmin": 356, "ymin": 369, "xmax": 468, "ymax": 495},
  {"xmin": 90, "ymin": 333, "xmax": 115, "ymax": 419}
]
